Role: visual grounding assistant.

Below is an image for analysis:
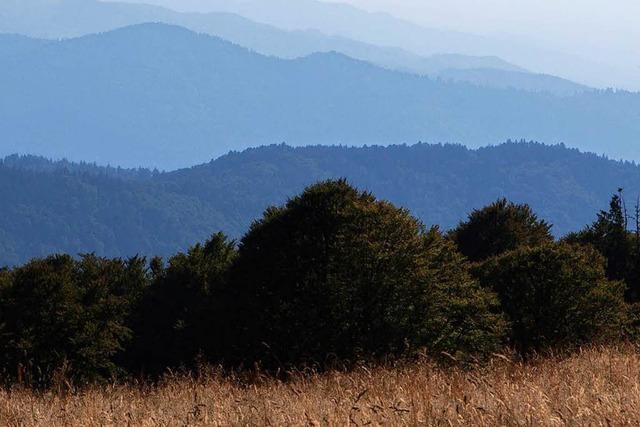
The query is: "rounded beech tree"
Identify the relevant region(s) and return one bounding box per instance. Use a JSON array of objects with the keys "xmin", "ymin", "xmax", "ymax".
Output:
[
  {"xmin": 474, "ymin": 243, "xmax": 627, "ymax": 352},
  {"xmin": 228, "ymin": 180, "xmax": 505, "ymax": 367},
  {"xmin": 450, "ymin": 198, "xmax": 553, "ymax": 262}
]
